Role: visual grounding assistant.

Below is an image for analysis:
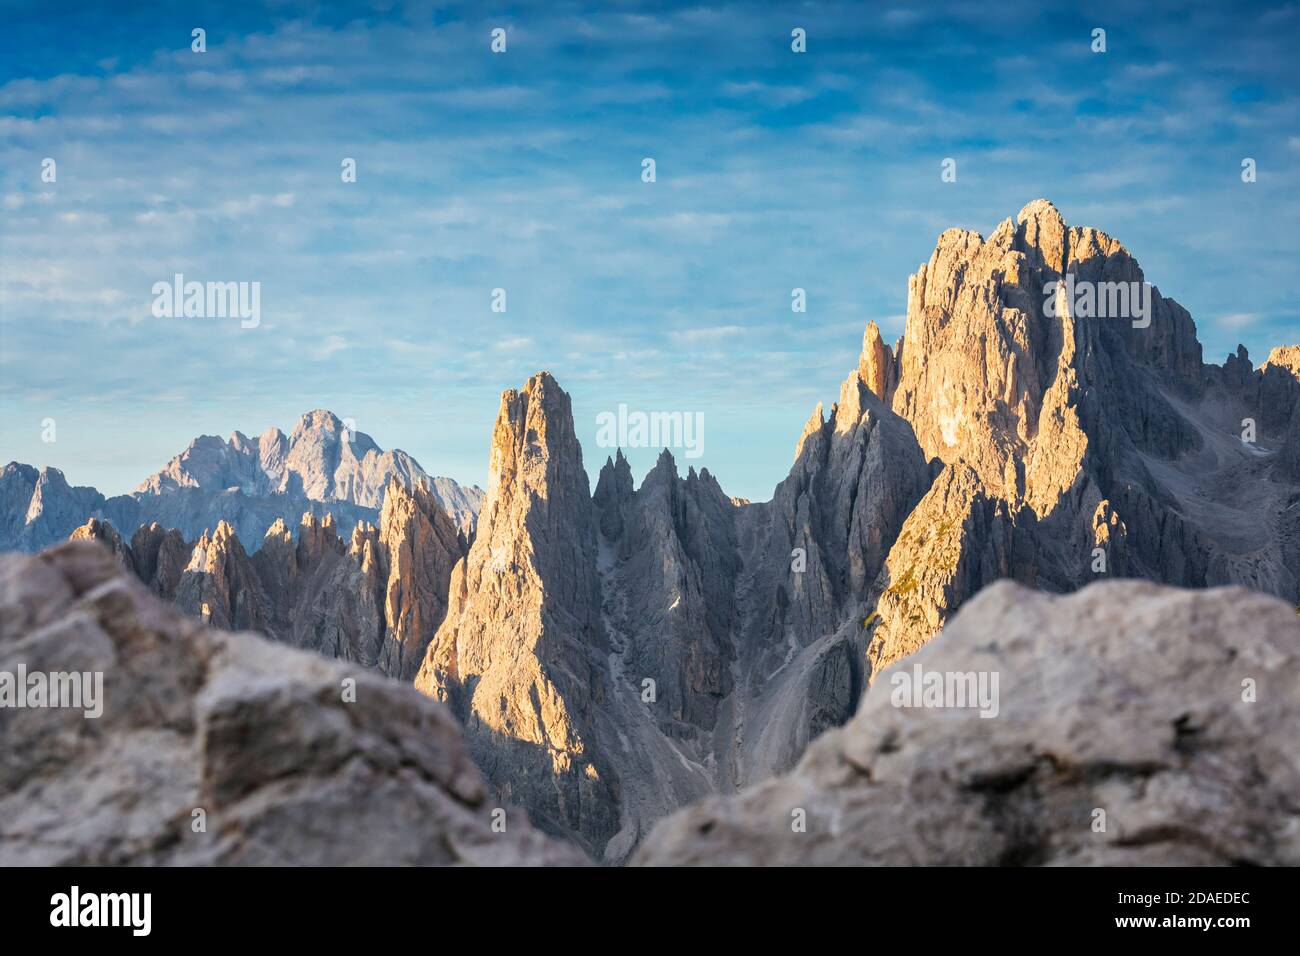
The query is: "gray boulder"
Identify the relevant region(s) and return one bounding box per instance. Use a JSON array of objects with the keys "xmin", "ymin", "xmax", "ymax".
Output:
[
  {"xmin": 0, "ymin": 541, "xmax": 583, "ymax": 866},
  {"xmin": 634, "ymin": 579, "xmax": 1299, "ymax": 866}
]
